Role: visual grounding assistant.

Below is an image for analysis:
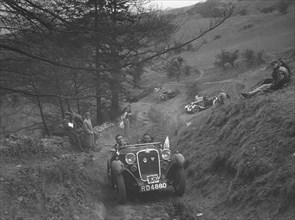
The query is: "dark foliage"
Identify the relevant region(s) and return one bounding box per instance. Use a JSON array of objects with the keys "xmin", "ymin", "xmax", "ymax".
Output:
[
  {"xmin": 214, "ymin": 49, "xmax": 239, "ymax": 69},
  {"xmin": 277, "ymin": 0, "xmax": 289, "ymax": 14},
  {"xmin": 242, "ymin": 49, "xmax": 265, "ymax": 66},
  {"xmin": 260, "ymin": 6, "xmax": 275, "ymax": 14},
  {"xmin": 186, "ymin": 1, "xmax": 224, "ymax": 18}
]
